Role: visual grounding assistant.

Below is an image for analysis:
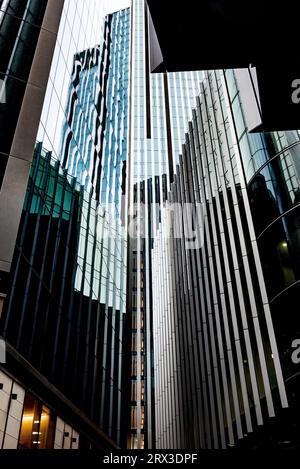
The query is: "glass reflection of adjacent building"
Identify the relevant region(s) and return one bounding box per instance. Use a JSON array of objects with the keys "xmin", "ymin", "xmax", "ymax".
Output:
[
  {"xmin": 1, "ymin": 145, "xmax": 99, "ymax": 449},
  {"xmin": 60, "ymin": 7, "xmax": 130, "ymax": 319},
  {"xmin": 226, "ymin": 70, "xmax": 300, "ymax": 384},
  {"xmin": 61, "ymin": 10, "xmax": 129, "ymax": 218},
  {"xmin": 0, "ymin": 3, "xmax": 131, "ymax": 450},
  {"xmin": 152, "ymin": 68, "xmax": 300, "ymax": 448}
]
